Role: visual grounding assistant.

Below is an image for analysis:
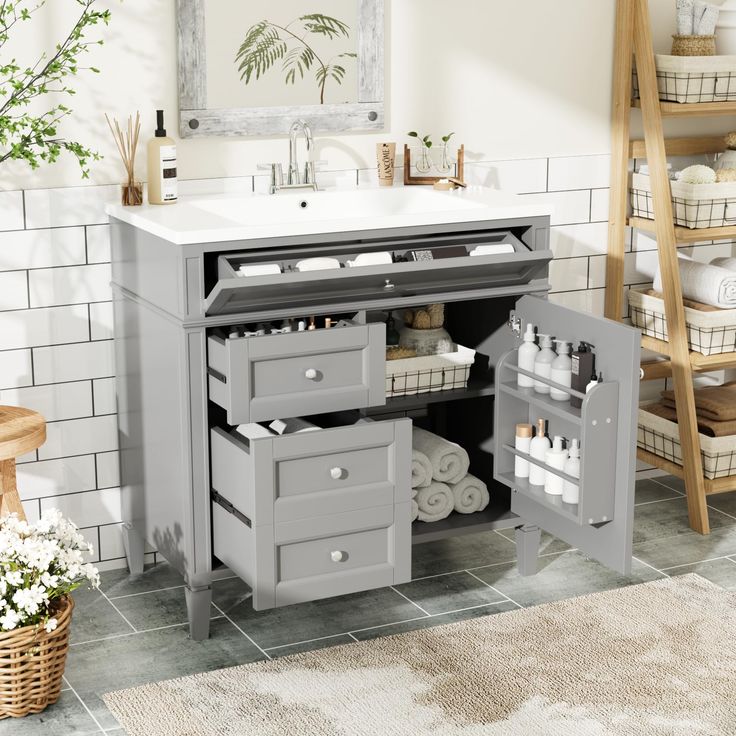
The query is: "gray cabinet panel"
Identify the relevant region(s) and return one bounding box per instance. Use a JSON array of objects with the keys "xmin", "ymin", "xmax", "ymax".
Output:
[
  {"xmin": 208, "ymin": 322, "xmax": 386, "ymax": 424},
  {"xmin": 494, "ymin": 295, "xmax": 640, "ymax": 574}
]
